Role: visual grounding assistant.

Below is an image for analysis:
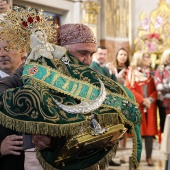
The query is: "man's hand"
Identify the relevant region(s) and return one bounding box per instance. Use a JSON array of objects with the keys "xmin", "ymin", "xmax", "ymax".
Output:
[
  {"xmin": 0, "ymin": 0, "xmax": 10, "ymax": 13},
  {"xmin": 0, "ymin": 135, "xmax": 23, "ymax": 155},
  {"xmin": 32, "ymin": 135, "xmax": 51, "ymax": 150}
]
